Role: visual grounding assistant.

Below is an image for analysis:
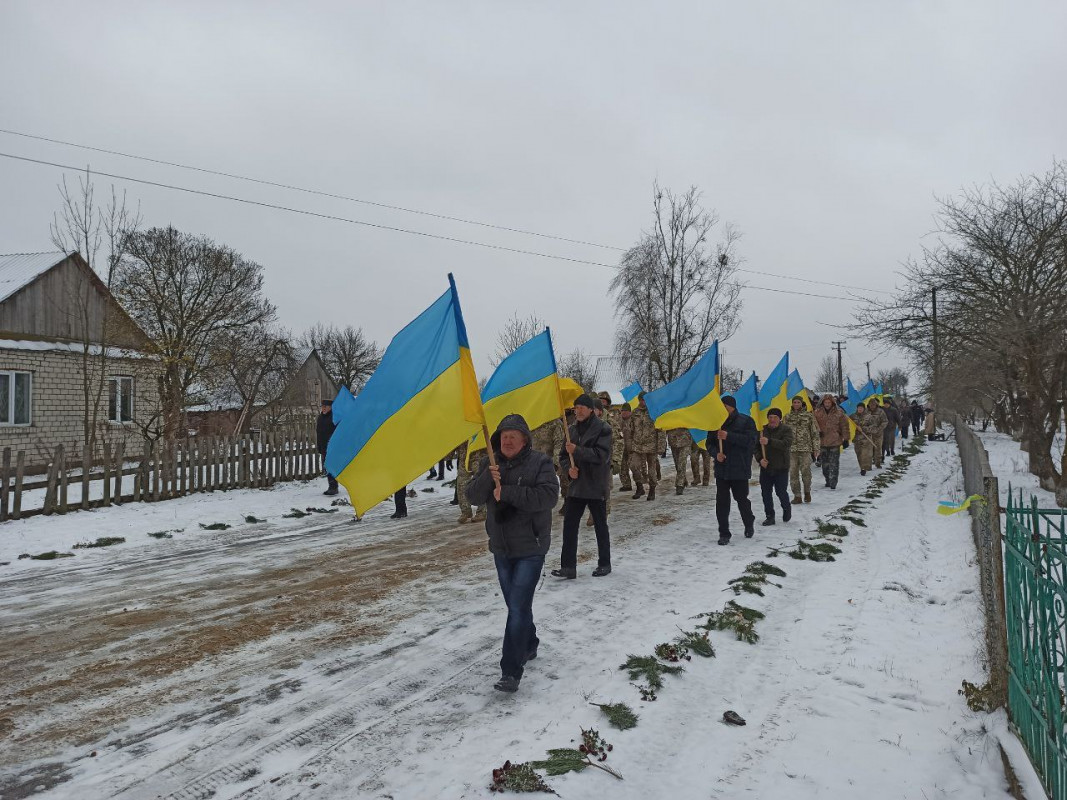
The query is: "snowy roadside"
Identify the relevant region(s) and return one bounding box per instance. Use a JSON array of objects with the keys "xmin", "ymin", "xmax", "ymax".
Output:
[
  {"xmin": 976, "ymin": 426, "xmax": 1064, "ymax": 509},
  {"xmin": 0, "ymin": 465, "xmax": 459, "ymax": 570},
  {"xmin": 2, "ymin": 437, "xmax": 1030, "ymax": 799}
]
